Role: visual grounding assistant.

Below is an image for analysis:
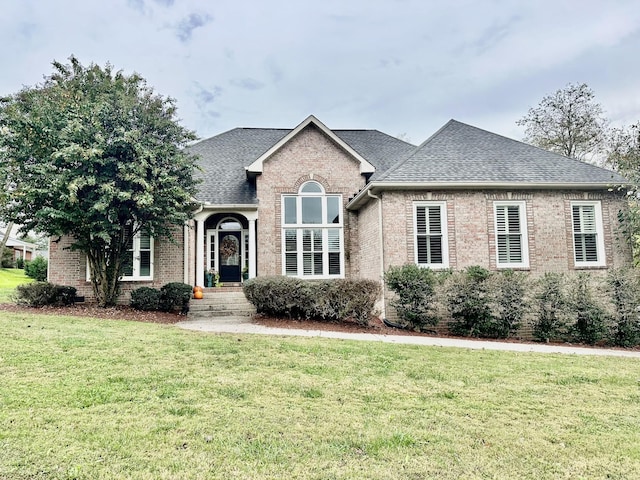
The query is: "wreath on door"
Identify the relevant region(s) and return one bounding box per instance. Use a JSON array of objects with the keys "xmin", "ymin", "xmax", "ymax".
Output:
[{"xmin": 220, "ymin": 236, "xmax": 238, "ymax": 258}]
